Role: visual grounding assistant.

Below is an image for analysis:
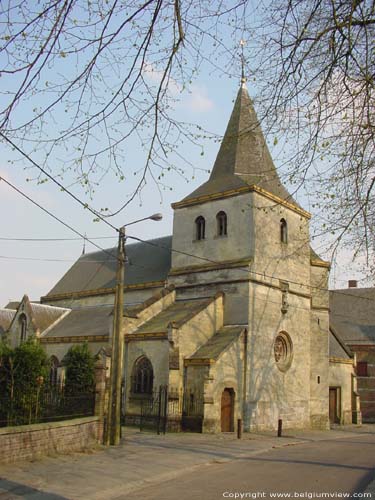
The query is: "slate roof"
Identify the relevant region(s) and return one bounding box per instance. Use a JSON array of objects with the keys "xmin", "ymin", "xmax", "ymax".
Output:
[
  {"xmin": 43, "ymin": 305, "xmax": 112, "ymax": 338},
  {"xmin": 27, "ymin": 303, "xmax": 69, "ymax": 333},
  {"xmin": 189, "ymin": 326, "xmax": 244, "ymax": 360},
  {"xmin": 329, "ymin": 328, "xmax": 352, "ymax": 359},
  {"xmin": 310, "ymin": 246, "xmax": 328, "ymax": 264},
  {"xmin": 330, "ymin": 288, "xmax": 375, "ymax": 344},
  {"xmin": 4, "ymin": 302, "xmax": 19, "ymax": 310},
  {"xmin": 46, "ymin": 235, "xmax": 172, "ymax": 297},
  {"xmin": 134, "ymin": 297, "xmax": 216, "ymax": 334},
  {"xmin": 182, "ymin": 84, "xmax": 300, "ymax": 208},
  {"xmin": 0, "ymin": 308, "xmax": 16, "ymax": 335}
]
